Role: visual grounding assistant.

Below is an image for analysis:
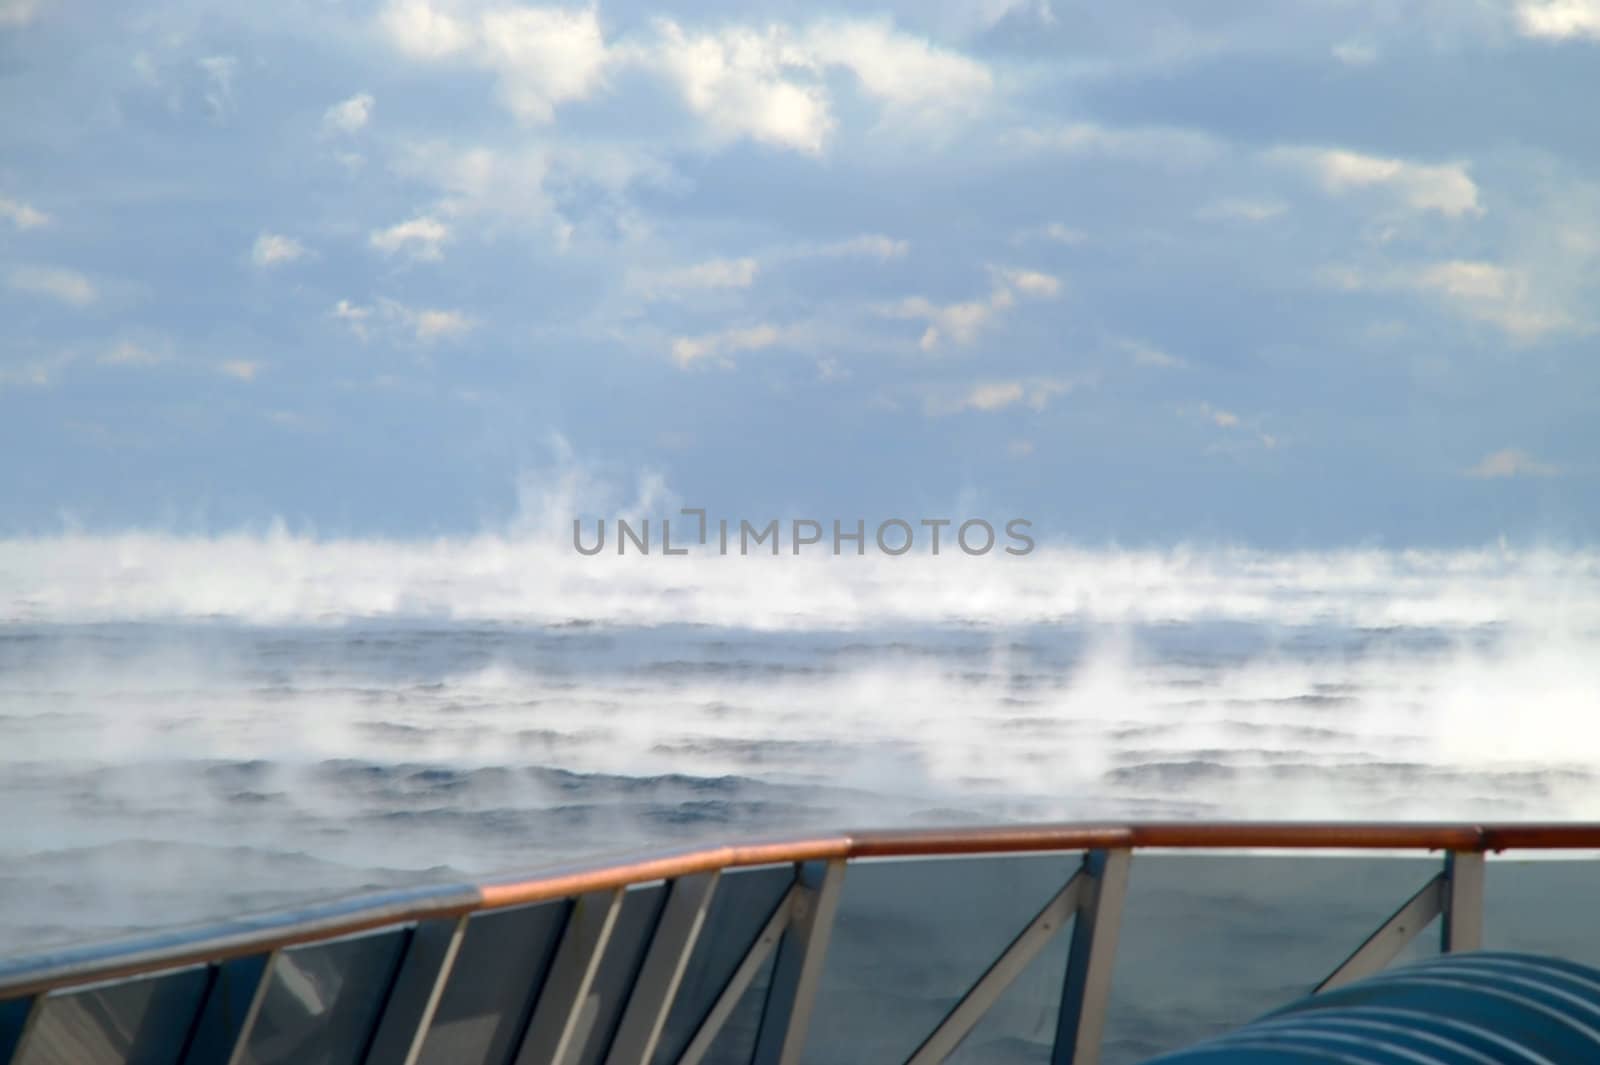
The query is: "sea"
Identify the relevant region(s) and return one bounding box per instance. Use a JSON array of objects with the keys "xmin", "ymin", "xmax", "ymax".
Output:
[{"xmin": 2, "ymin": 530, "xmax": 1599, "ymax": 1059}]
